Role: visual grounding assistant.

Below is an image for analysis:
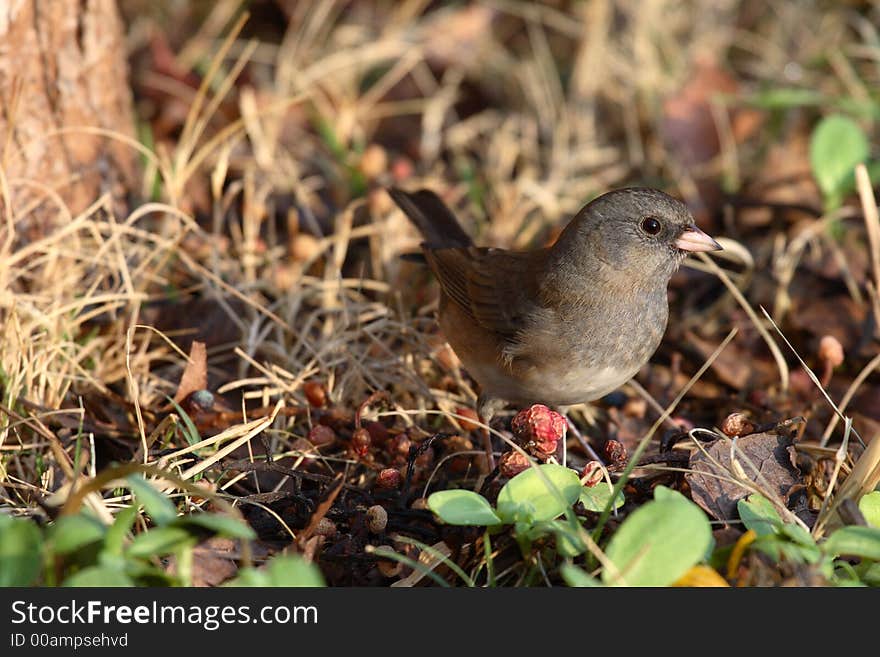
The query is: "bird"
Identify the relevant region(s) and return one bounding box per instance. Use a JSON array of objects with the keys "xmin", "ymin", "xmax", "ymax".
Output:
[{"xmin": 389, "ymin": 186, "xmax": 721, "ymax": 462}]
